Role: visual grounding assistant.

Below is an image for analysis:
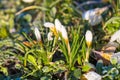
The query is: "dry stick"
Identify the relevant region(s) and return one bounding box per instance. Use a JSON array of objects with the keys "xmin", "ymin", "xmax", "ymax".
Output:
[
  {"xmin": 64, "ymin": 70, "xmax": 69, "ymax": 80},
  {"xmin": 74, "ymin": 1, "xmax": 102, "ymax": 10},
  {"xmin": 48, "ymin": 46, "xmax": 59, "ymax": 59},
  {"xmin": 73, "ymin": 1, "xmax": 85, "ymax": 12},
  {"xmin": 77, "ymin": 1, "xmax": 102, "ymax": 8},
  {"xmin": 98, "ymin": 5, "xmax": 112, "ymax": 15},
  {"xmin": 15, "ymin": 6, "xmax": 47, "ymax": 16}
]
